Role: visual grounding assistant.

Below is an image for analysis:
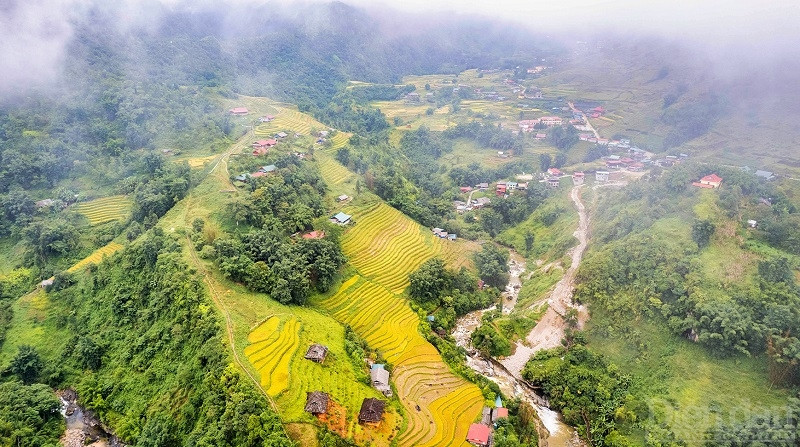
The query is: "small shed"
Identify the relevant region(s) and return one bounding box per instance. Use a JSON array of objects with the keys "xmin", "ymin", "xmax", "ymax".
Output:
[
  {"xmin": 337, "ymin": 194, "xmax": 349, "ymax": 202},
  {"xmin": 260, "ymin": 165, "xmax": 277, "ymax": 173},
  {"xmin": 331, "ymin": 212, "xmax": 352, "ymax": 225},
  {"xmin": 304, "ymin": 344, "xmax": 328, "ymax": 364},
  {"xmin": 305, "ymin": 391, "xmax": 329, "ymax": 415},
  {"xmin": 358, "ymin": 398, "xmax": 385, "ymax": 424},
  {"xmin": 370, "ymin": 365, "xmax": 392, "ymax": 397}
]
